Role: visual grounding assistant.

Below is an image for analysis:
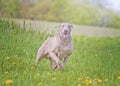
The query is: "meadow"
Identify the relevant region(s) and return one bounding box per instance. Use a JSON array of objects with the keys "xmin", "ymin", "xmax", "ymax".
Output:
[{"xmin": 0, "ymin": 19, "xmax": 120, "ymax": 86}]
